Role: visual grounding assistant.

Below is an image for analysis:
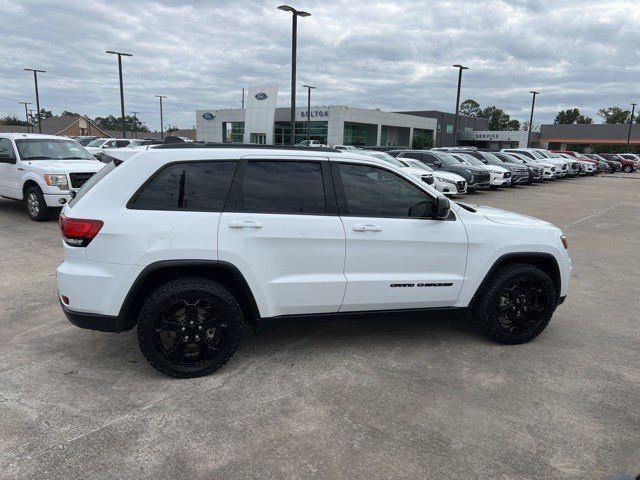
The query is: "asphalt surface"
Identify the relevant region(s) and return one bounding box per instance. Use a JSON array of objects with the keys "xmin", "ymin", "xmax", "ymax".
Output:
[{"xmin": 1, "ymin": 173, "xmax": 639, "ymax": 479}]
